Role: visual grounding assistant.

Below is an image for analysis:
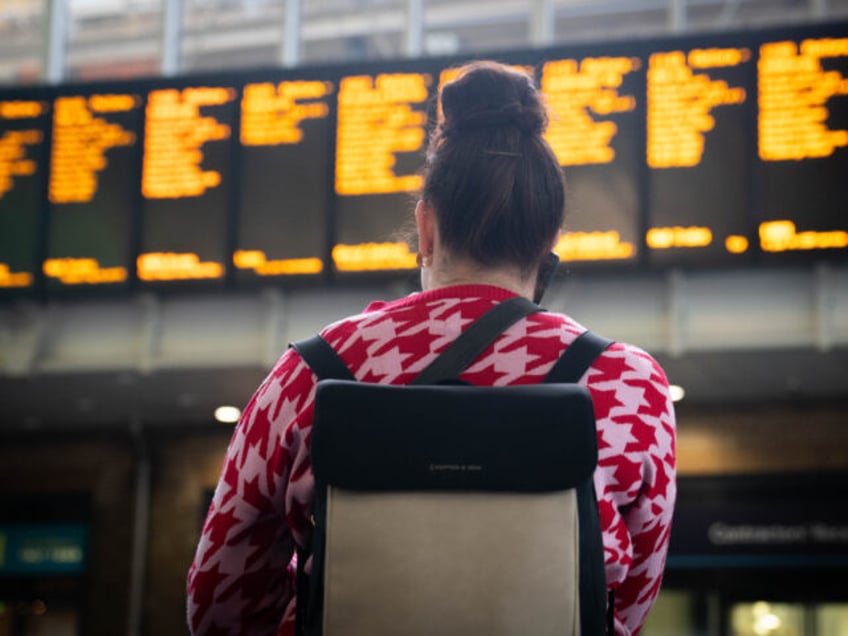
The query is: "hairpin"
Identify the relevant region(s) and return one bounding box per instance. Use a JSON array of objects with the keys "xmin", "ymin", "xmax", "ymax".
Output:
[{"xmin": 483, "ymin": 150, "xmax": 522, "ymax": 157}]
